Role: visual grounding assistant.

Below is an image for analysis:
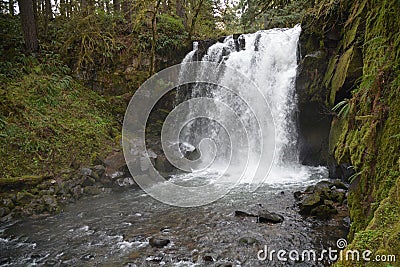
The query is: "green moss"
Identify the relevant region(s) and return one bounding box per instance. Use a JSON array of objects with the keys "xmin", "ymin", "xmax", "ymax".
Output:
[
  {"xmin": 327, "ymin": 0, "xmax": 400, "ymax": 266},
  {"xmin": 323, "ymin": 55, "xmax": 338, "ymax": 89},
  {"xmin": 330, "ymin": 46, "xmax": 354, "ymax": 105},
  {"xmin": 343, "ymin": 17, "xmax": 360, "ymax": 50},
  {"xmin": 0, "ymin": 54, "xmax": 118, "ymax": 178},
  {"xmin": 339, "ymin": 177, "xmax": 400, "ymax": 266}
]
